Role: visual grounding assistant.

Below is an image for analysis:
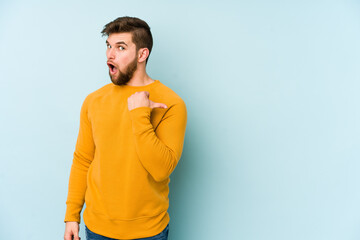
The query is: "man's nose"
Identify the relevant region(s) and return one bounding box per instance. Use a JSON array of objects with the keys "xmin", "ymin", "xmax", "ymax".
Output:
[{"xmin": 107, "ymin": 48, "xmax": 115, "ymax": 59}]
